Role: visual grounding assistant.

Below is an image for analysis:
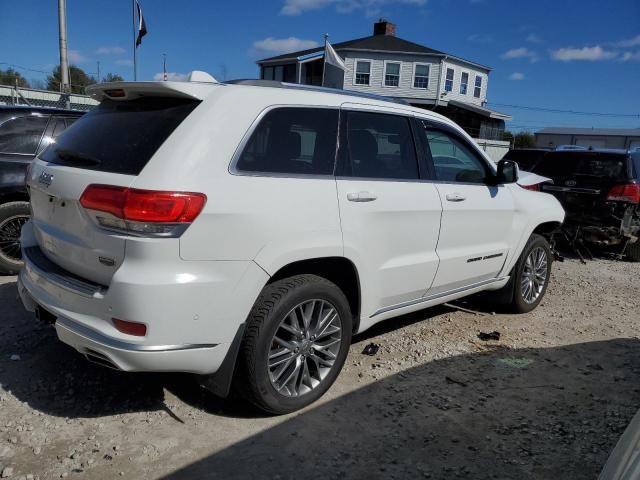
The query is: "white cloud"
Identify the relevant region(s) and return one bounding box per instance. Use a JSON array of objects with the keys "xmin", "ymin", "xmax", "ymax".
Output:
[
  {"xmin": 67, "ymin": 49, "xmax": 86, "ymax": 64},
  {"xmin": 253, "ymin": 37, "xmax": 320, "ymax": 55},
  {"xmin": 509, "ymin": 72, "xmax": 525, "ymax": 80},
  {"xmin": 96, "ymin": 46, "xmax": 125, "ymax": 55},
  {"xmin": 615, "ymin": 35, "xmax": 640, "ymax": 48},
  {"xmin": 621, "ymin": 50, "xmax": 640, "ymax": 62},
  {"xmin": 526, "ymin": 33, "xmax": 542, "ymax": 43},
  {"xmin": 501, "ymin": 47, "xmax": 538, "ymax": 62},
  {"xmin": 281, "ymin": 0, "xmax": 426, "ymax": 16},
  {"xmin": 550, "ymin": 45, "xmax": 617, "ymax": 61},
  {"xmin": 115, "ymin": 59, "xmax": 133, "ymax": 66},
  {"xmin": 153, "ymin": 72, "xmax": 189, "ymax": 81},
  {"xmin": 468, "ymin": 33, "xmax": 492, "ymax": 43}
]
